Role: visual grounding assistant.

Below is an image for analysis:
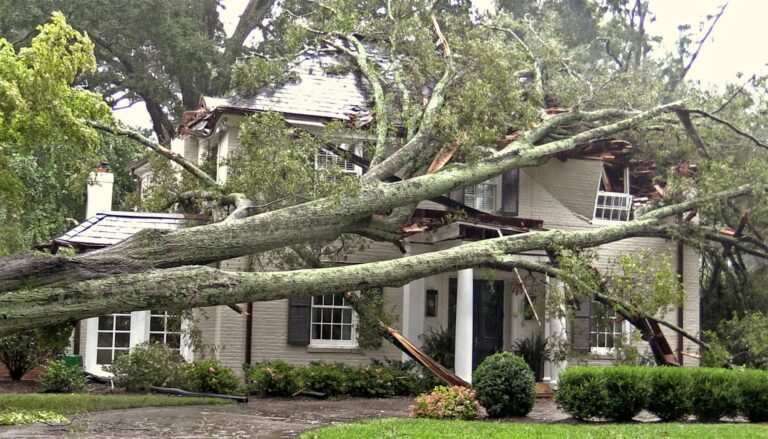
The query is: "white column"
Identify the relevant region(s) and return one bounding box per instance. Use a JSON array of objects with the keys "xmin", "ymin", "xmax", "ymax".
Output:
[
  {"xmin": 130, "ymin": 311, "xmax": 148, "ymax": 348},
  {"xmin": 543, "ymin": 276, "xmax": 568, "ymax": 385},
  {"xmin": 83, "ymin": 317, "xmax": 99, "ymax": 374},
  {"xmin": 455, "ymin": 268, "xmax": 474, "ymax": 383},
  {"xmin": 401, "ymin": 278, "xmax": 426, "ymax": 361}
]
